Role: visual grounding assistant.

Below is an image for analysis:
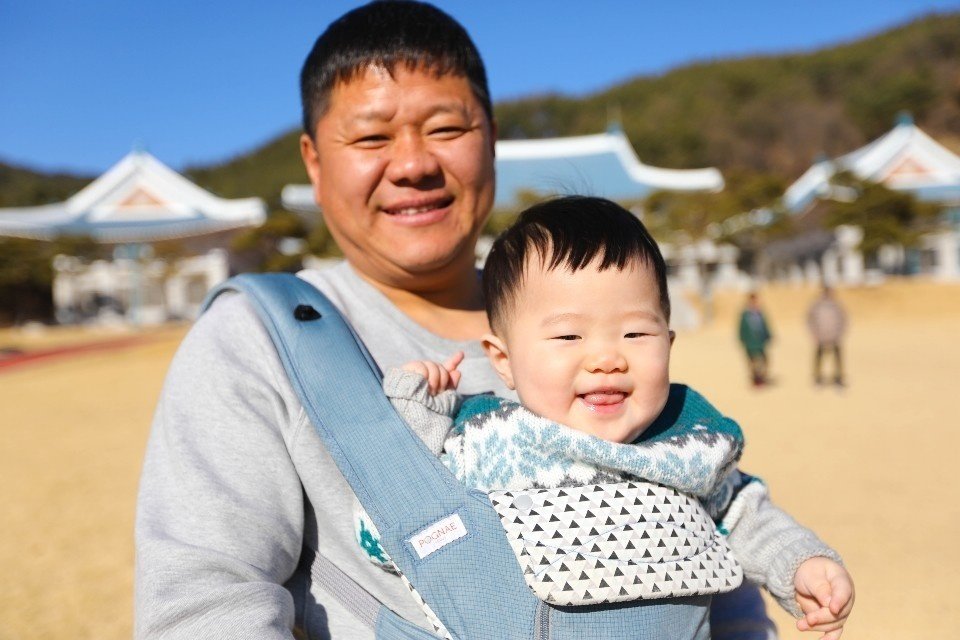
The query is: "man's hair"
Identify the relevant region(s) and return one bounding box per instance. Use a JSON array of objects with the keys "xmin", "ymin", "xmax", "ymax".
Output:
[
  {"xmin": 300, "ymin": 0, "xmax": 492, "ymax": 138},
  {"xmin": 482, "ymin": 196, "xmax": 671, "ymax": 333}
]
